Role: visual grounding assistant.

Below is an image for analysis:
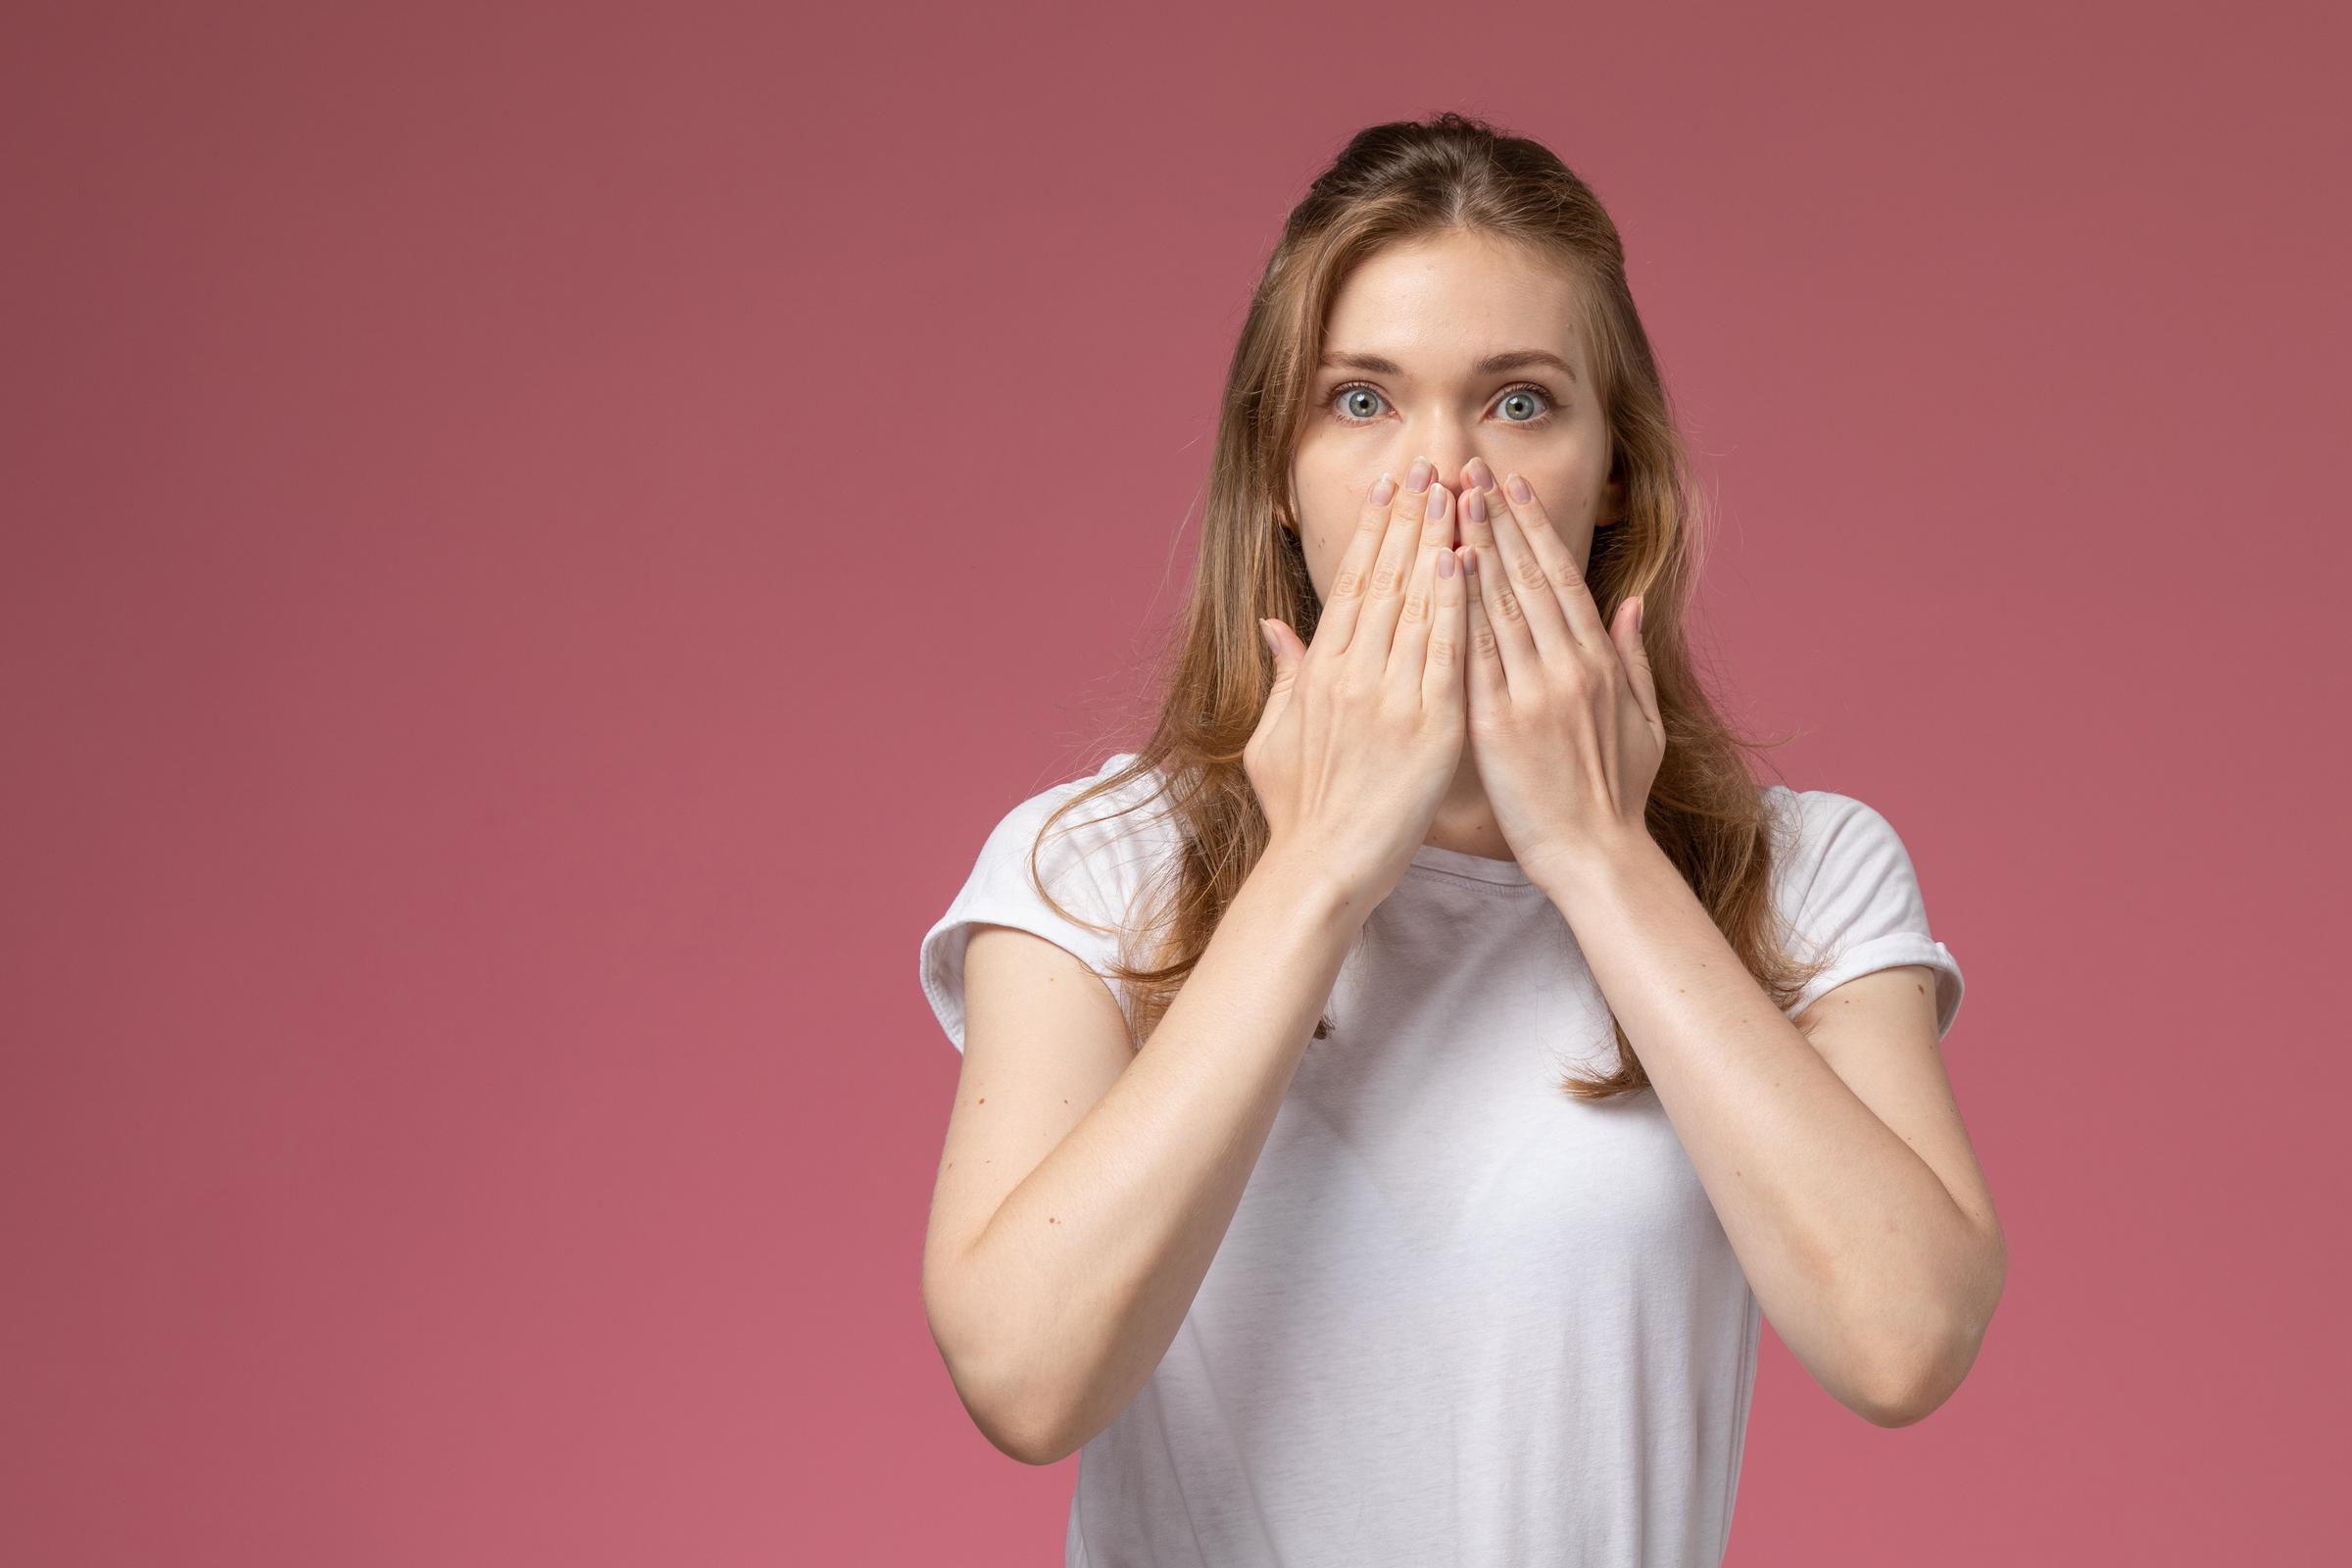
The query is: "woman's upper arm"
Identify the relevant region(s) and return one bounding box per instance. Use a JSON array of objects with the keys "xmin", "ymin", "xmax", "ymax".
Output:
[{"xmin": 920, "ymin": 923, "xmax": 1136, "ymax": 1314}]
